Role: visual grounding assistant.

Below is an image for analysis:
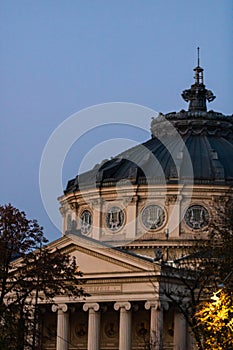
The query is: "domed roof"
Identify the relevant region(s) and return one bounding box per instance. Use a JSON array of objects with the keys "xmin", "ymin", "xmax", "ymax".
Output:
[{"xmin": 65, "ymin": 60, "xmax": 233, "ymax": 194}]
